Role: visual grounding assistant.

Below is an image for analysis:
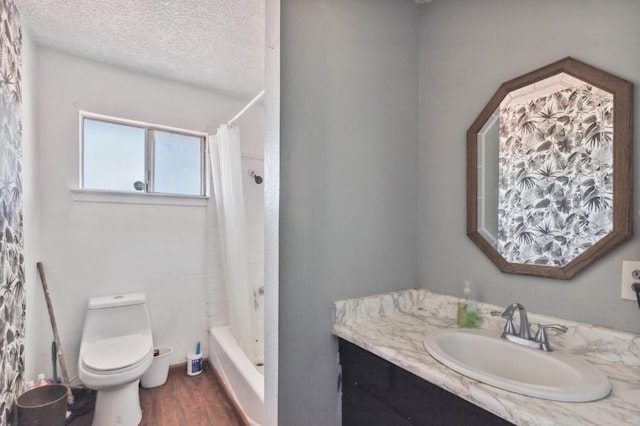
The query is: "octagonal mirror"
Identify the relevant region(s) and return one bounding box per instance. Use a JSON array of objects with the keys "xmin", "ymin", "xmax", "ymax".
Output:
[{"xmin": 467, "ymin": 57, "xmax": 633, "ymax": 279}]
